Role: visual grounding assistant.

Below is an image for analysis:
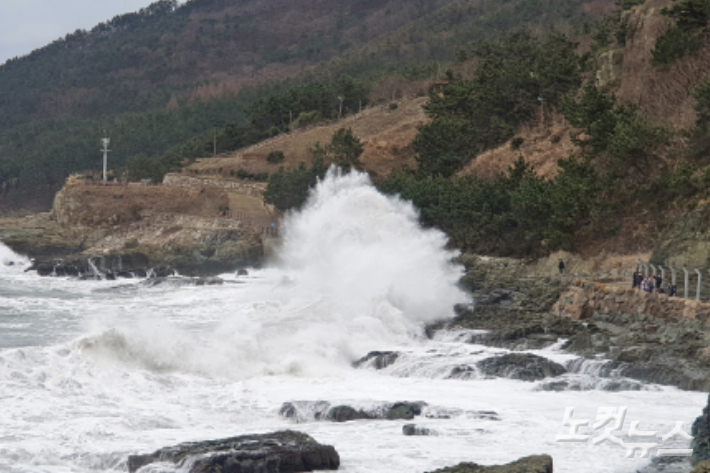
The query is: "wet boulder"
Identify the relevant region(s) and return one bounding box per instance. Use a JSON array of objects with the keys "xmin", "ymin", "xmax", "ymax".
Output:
[
  {"xmin": 127, "ymin": 430, "xmax": 339, "ymax": 473},
  {"xmin": 425, "ymin": 454, "xmax": 553, "ymax": 473},
  {"xmin": 477, "ymin": 353, "xmax": 566, "ymax": 381},
  {"xmin": 403, "ymin": 424, "xmax": 438, "ymax": 436},
  {"xmin": 279, "ymin": 400, "xmax": 427, "ymax": 423},
  {"xmin": 446, "ymin": 365, "xmax": 477, "ymax": 380},
  {"xmin": 353, "ymin": 351, "xmax": 399, "ymax": 369}
]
